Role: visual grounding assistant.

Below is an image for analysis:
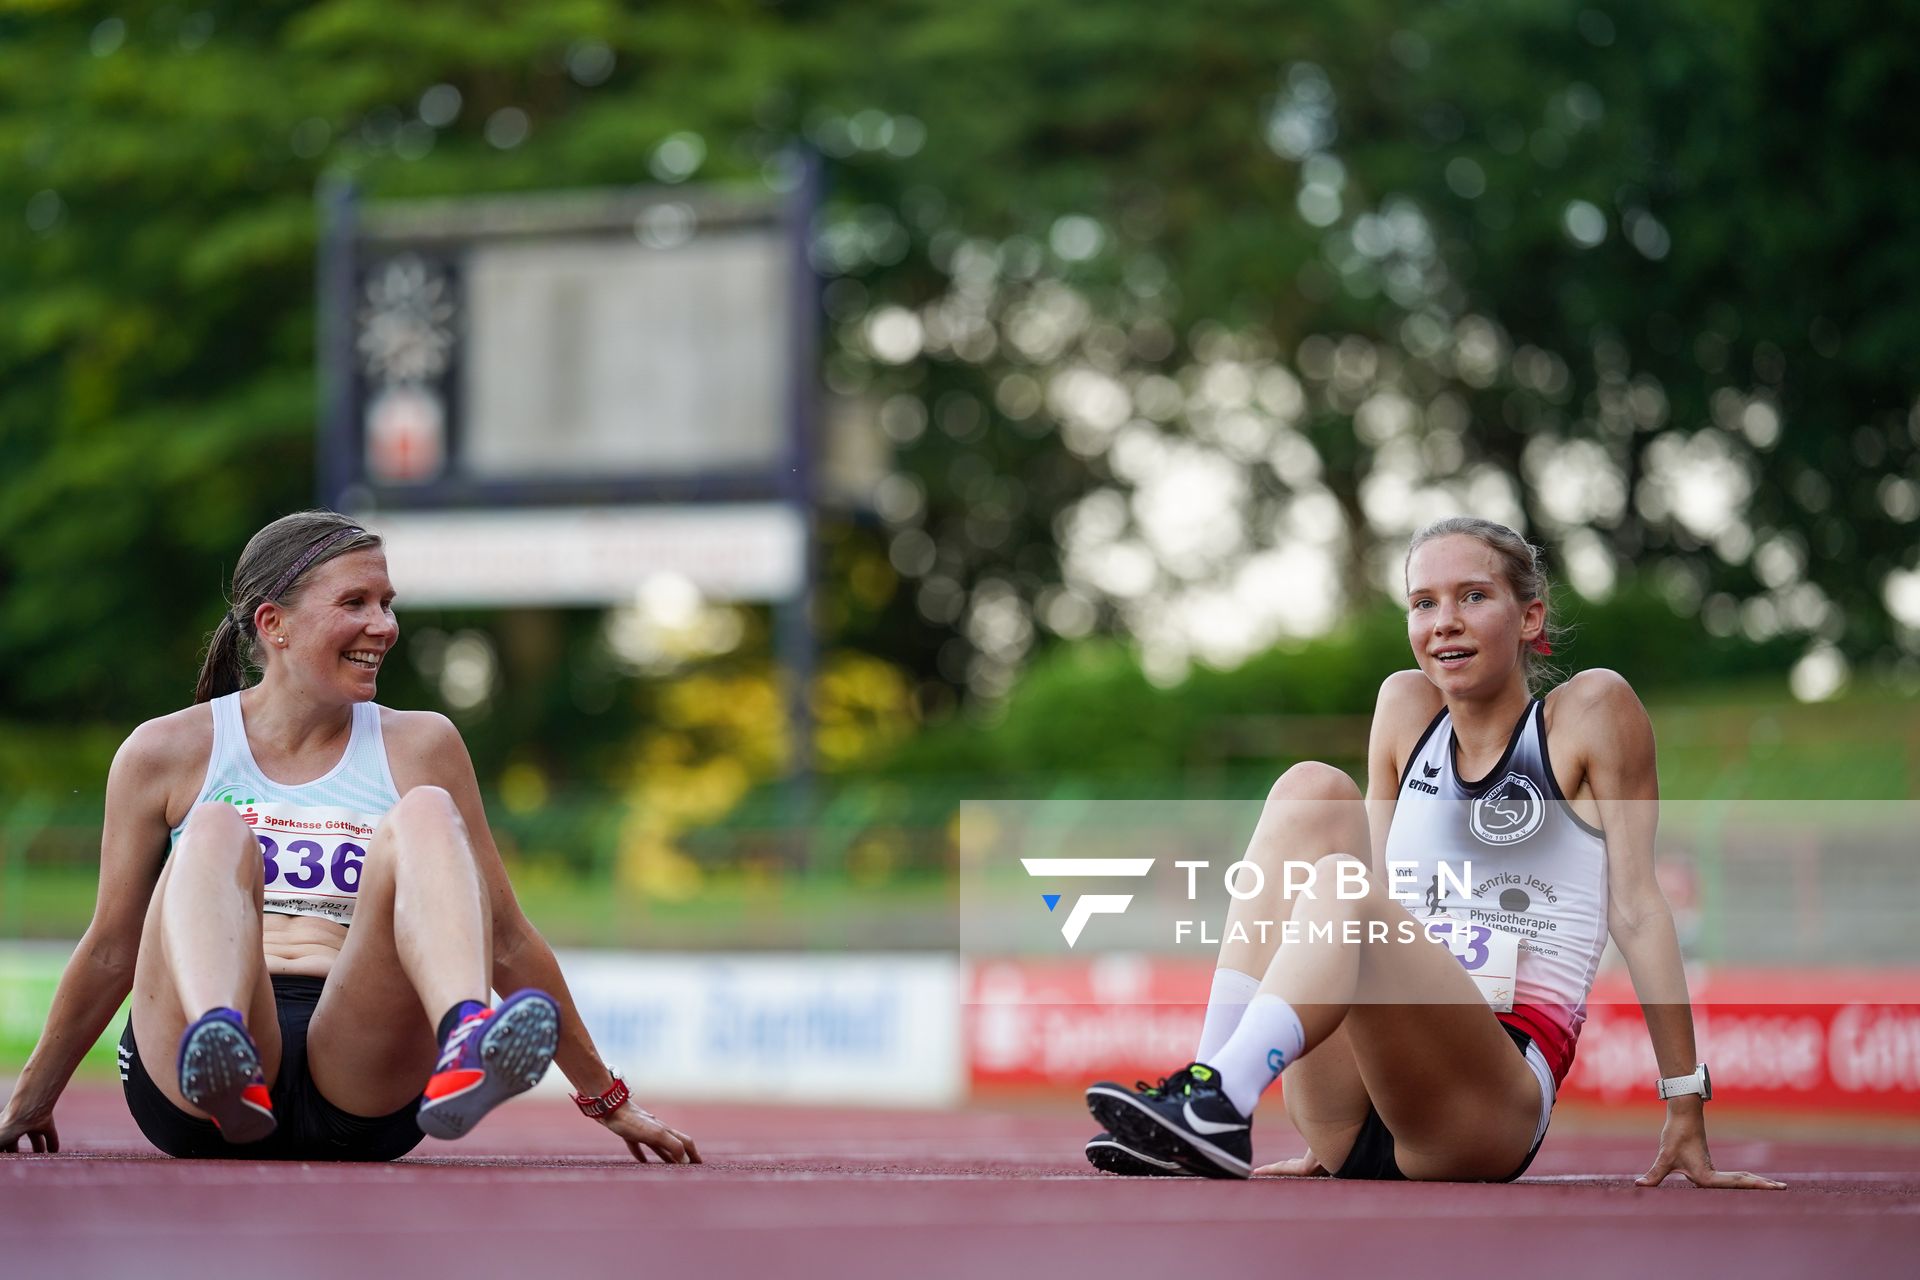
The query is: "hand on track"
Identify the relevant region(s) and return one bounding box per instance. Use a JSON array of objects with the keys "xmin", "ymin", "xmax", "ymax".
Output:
[
  {"xmin": 0, "ymin": 1105, "xmax": 59, "ymax": 1154},
  {"xmin": 1636, "ymin": 1115, "xmax": 1784, "ymax": 1190},
  {"xmin": 1252, "ymin": 1150, "xmax": 1326, "ymax": 1177},
  {"xmin": 600, "ymin": 1099, "xmax": 702, "ymax": 1165}
]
